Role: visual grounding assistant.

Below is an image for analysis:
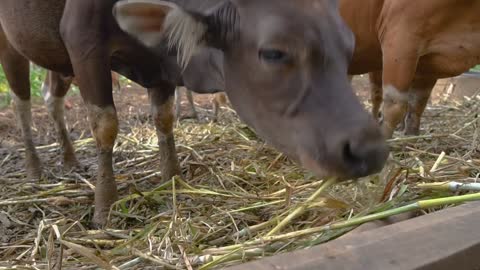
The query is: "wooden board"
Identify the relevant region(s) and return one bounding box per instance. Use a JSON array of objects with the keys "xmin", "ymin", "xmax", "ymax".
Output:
[{"xmin": 224, "ymin": 201, "xmax": 480, "ymax": 270}]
